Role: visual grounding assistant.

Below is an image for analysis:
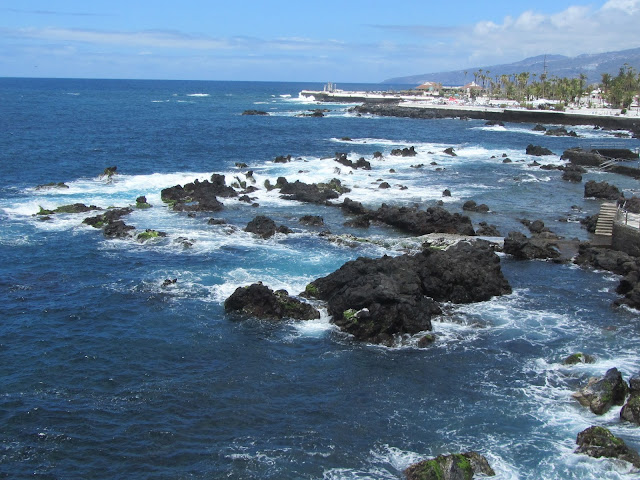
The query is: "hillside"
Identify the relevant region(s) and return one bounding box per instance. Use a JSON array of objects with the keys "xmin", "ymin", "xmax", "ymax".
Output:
[{"xmin": 384, "ymin": 47, "xmax": 640, "ymax": 87}]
